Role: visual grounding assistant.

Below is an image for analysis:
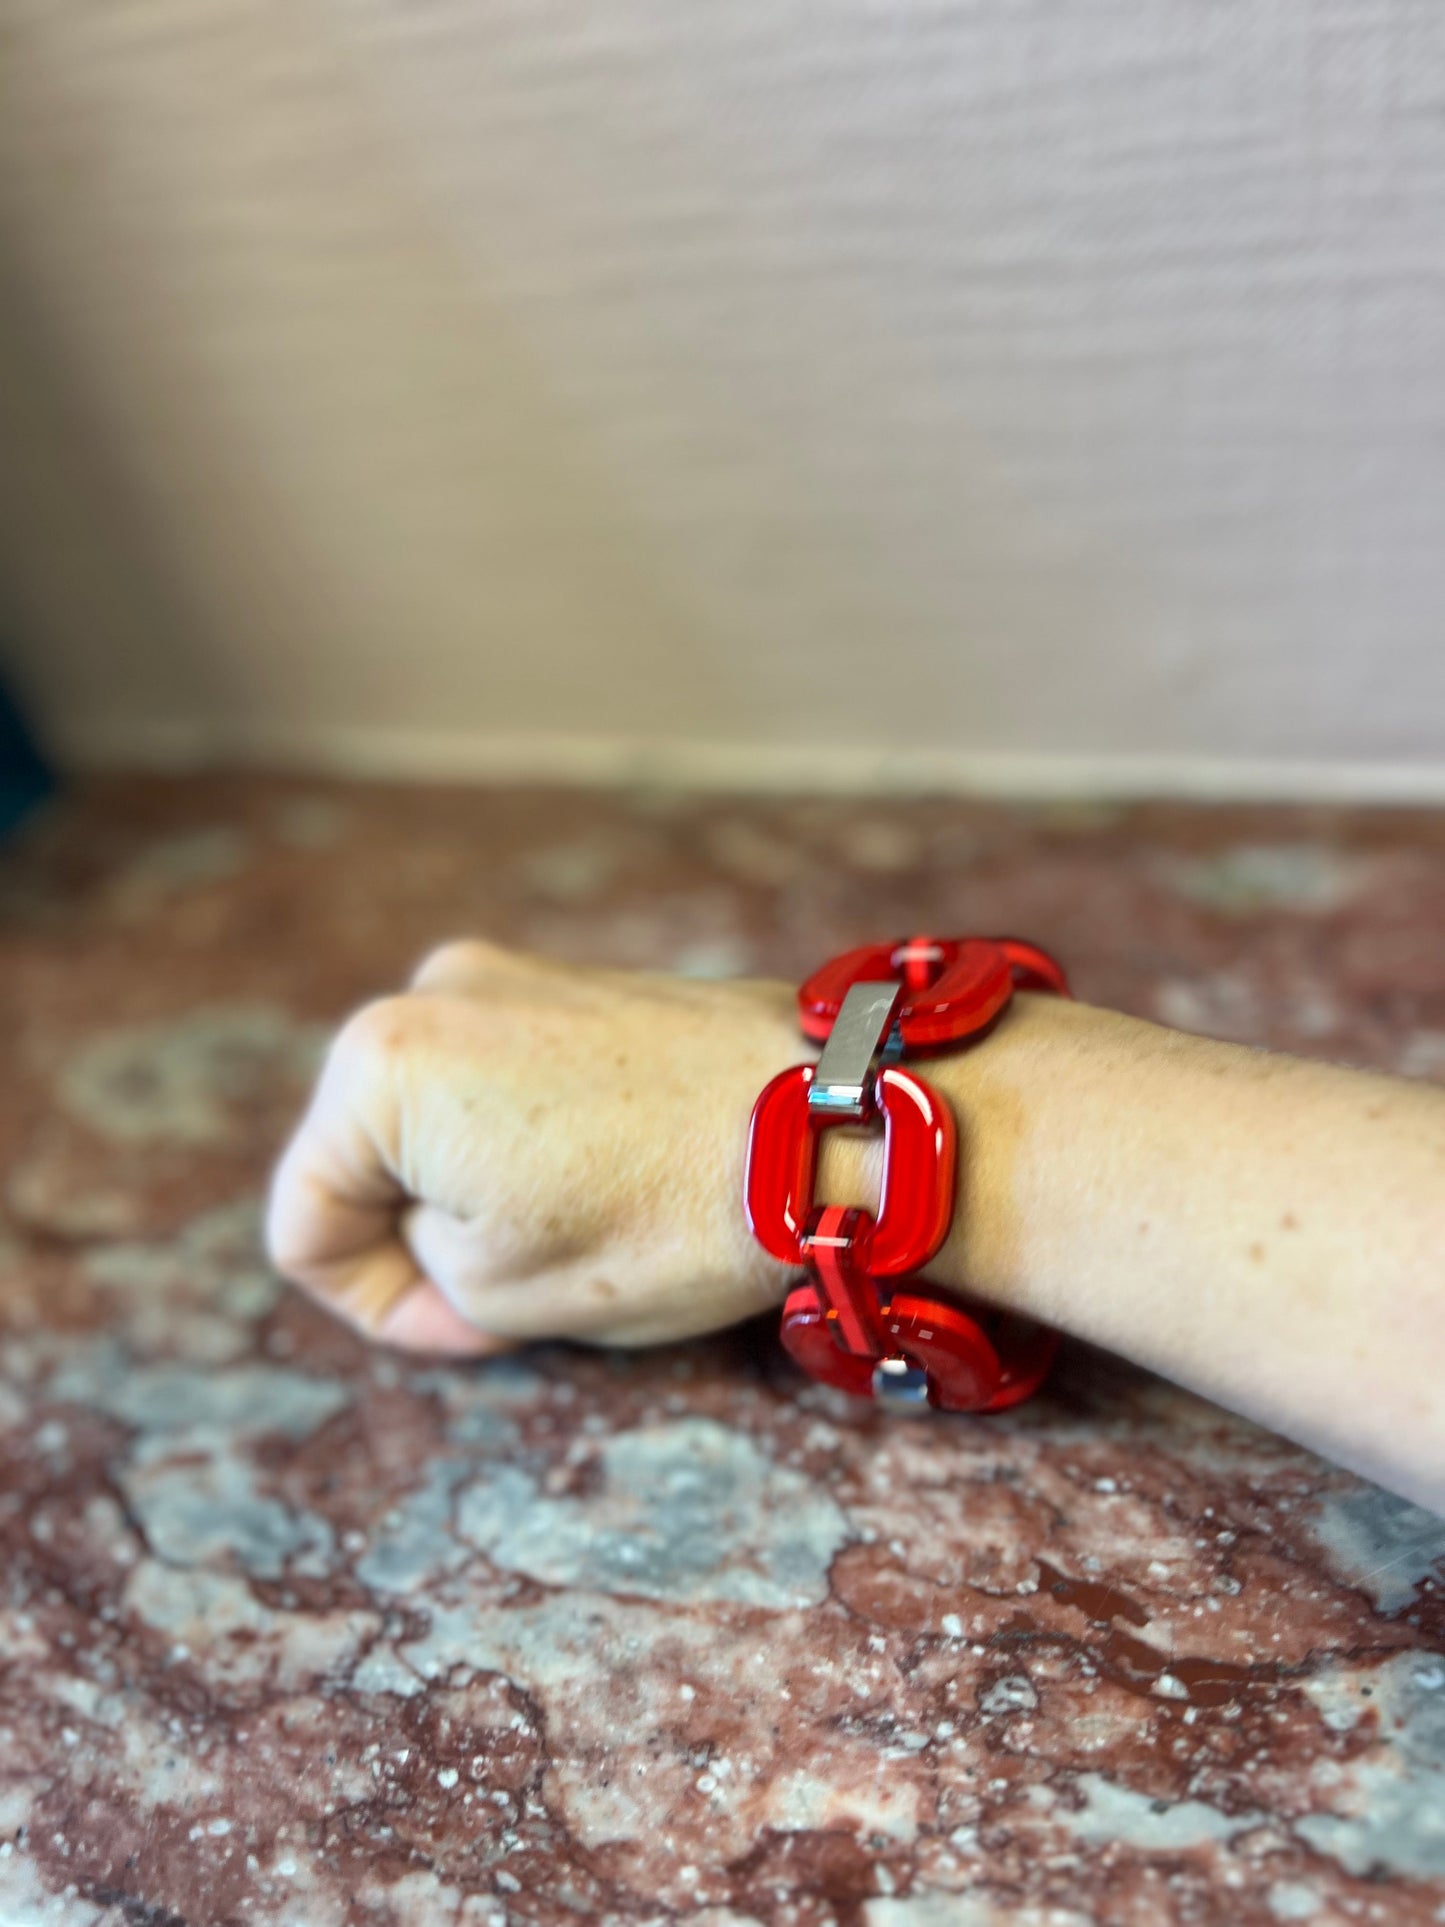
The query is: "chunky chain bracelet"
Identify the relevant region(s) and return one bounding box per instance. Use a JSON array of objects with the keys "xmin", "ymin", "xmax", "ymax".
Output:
[{"xmin": 744, "ymin": 936, "xmax": 1070, "ymax": 1415}]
